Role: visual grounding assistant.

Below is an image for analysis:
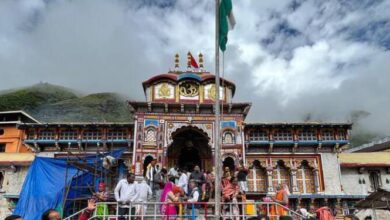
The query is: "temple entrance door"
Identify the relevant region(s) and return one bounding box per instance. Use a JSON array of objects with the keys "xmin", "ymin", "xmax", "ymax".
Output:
[
  {"xmin": 178, "ymin": 147, "xmax": 201, "ymax": 171},
  {"xmin": 168, "ymin": 127, "xmax": 212, "ymax": 172}
]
